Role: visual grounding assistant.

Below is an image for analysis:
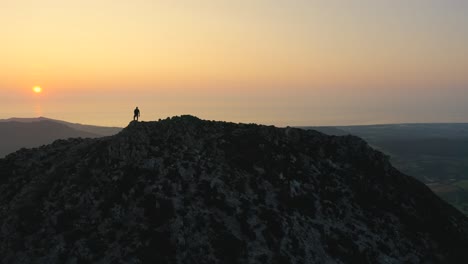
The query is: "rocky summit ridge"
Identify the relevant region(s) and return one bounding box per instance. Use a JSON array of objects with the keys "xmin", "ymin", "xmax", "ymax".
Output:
[{"xmin": 0, "ymin": 115, "xmax": 467, "ymax": 263}]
